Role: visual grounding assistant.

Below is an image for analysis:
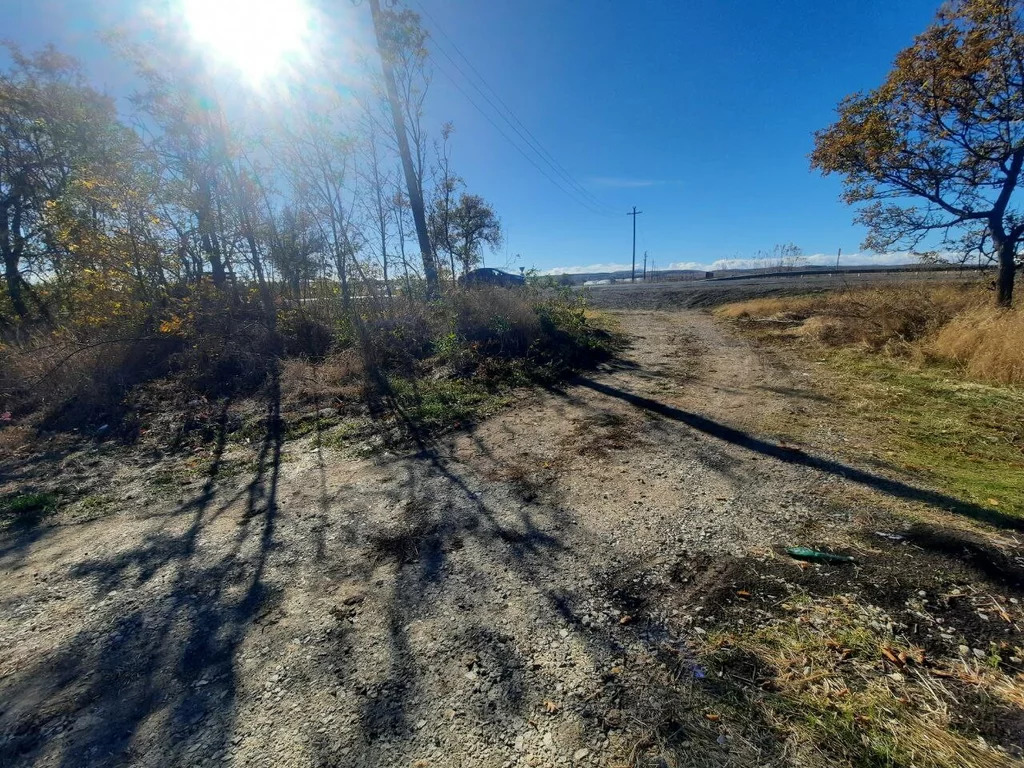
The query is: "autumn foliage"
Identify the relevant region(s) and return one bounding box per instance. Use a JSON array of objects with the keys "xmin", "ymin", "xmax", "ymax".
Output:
[
  {"xmin": 812, "ymin": 0, "xmax": 1024, "ymax": 306},
  {"xmin": 0, "ymin": 27, "xmax": 606, "ymax": 438}
]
